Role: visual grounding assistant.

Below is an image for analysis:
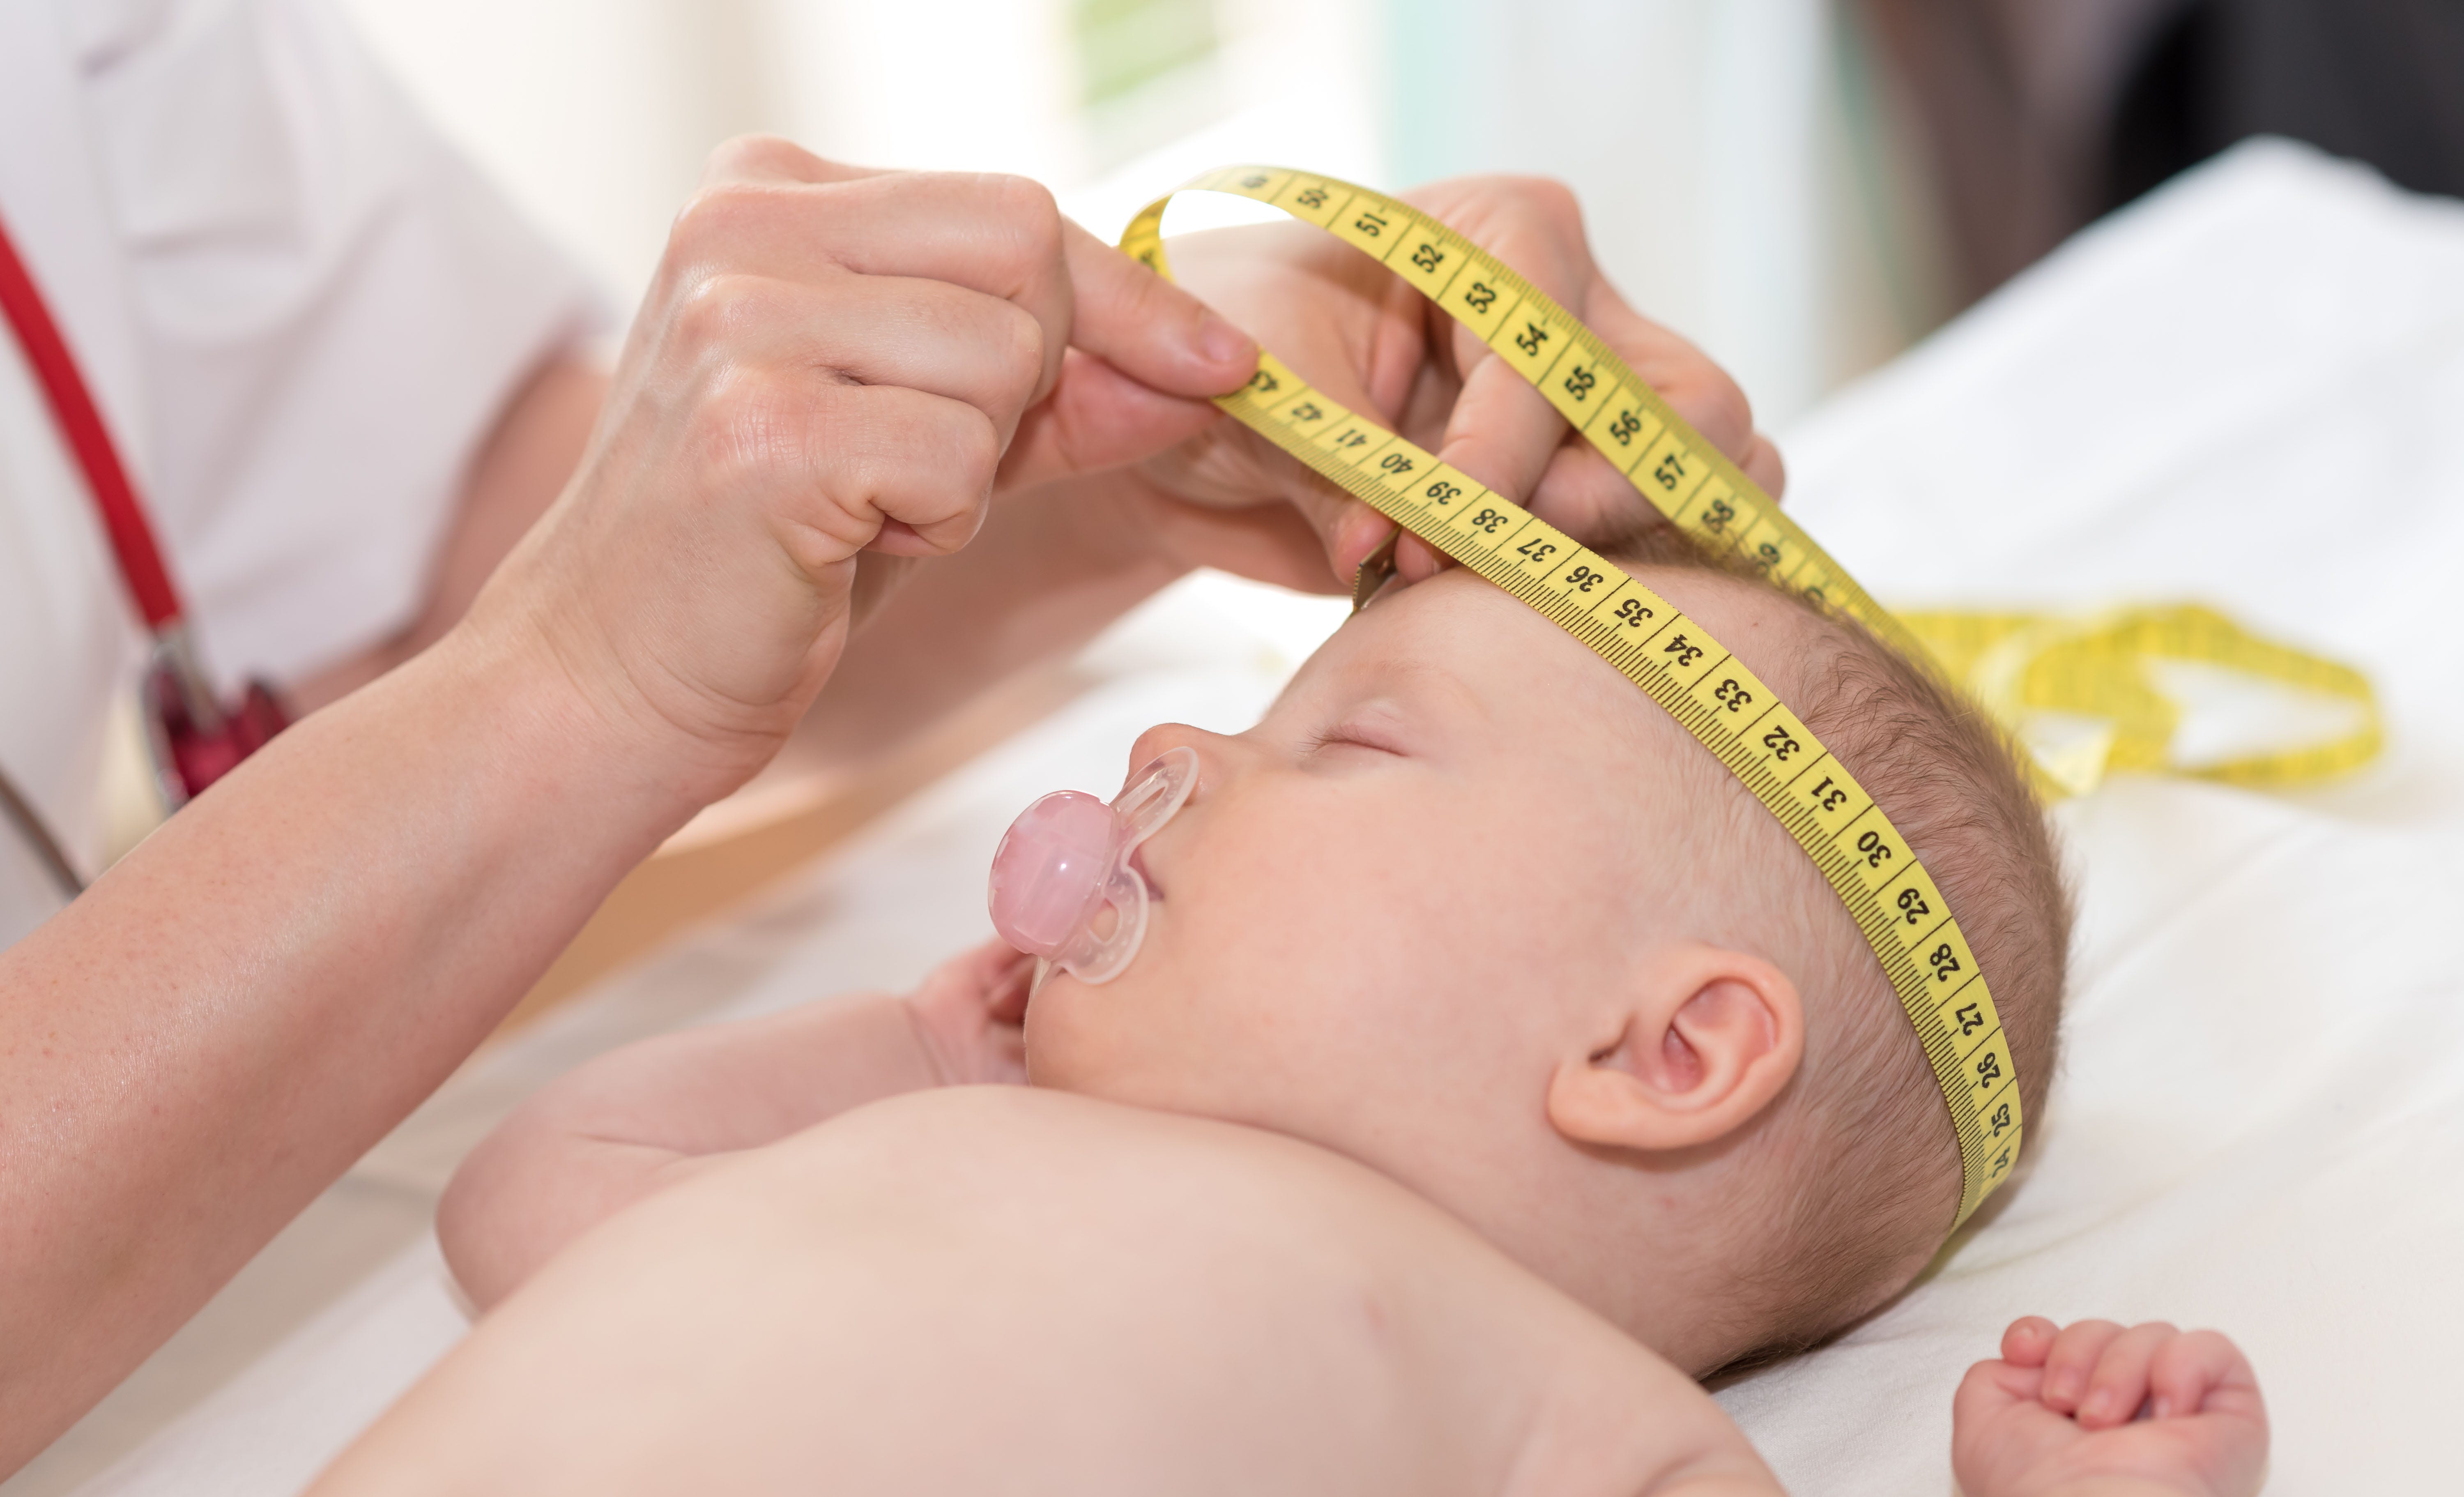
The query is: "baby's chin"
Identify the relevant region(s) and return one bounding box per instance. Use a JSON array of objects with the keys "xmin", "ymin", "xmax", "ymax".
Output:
[
  {"xmin": 1019, "ymin": 963, "xmax": 1244, "ymax": 1127},
  {"xmin": 1018, "ymin": 965, "xmax": 1145, "ymax": 1096}
]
